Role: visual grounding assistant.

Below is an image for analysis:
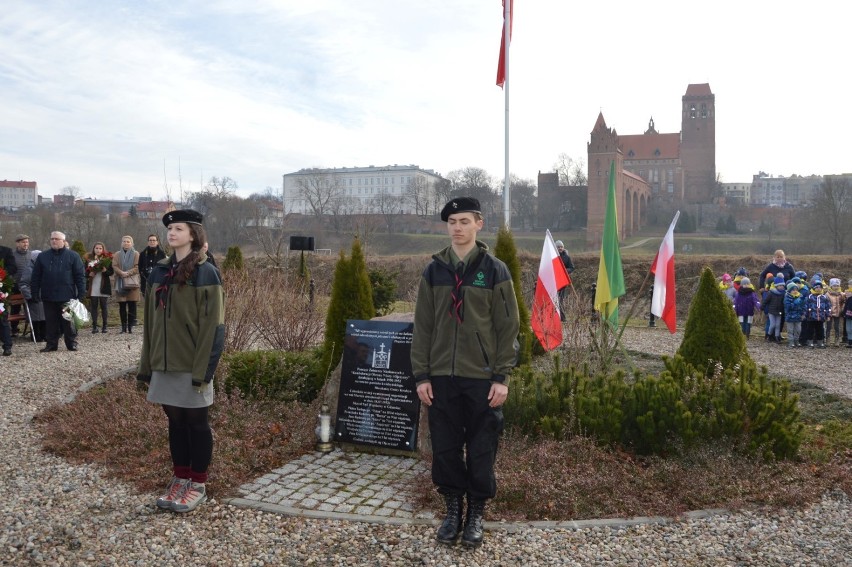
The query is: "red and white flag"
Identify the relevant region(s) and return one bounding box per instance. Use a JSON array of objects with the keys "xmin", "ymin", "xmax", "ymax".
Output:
[
  {"xmin": 531, "ymin": 230, "xmax": 571, "ymax": 350},
  {"xmin": 650, "ymin": 211, "xmax": 680, "ymax": 334},
  {"xmin": 496, "ymin": 0, "xmax": 513, "ymax": 88}
]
